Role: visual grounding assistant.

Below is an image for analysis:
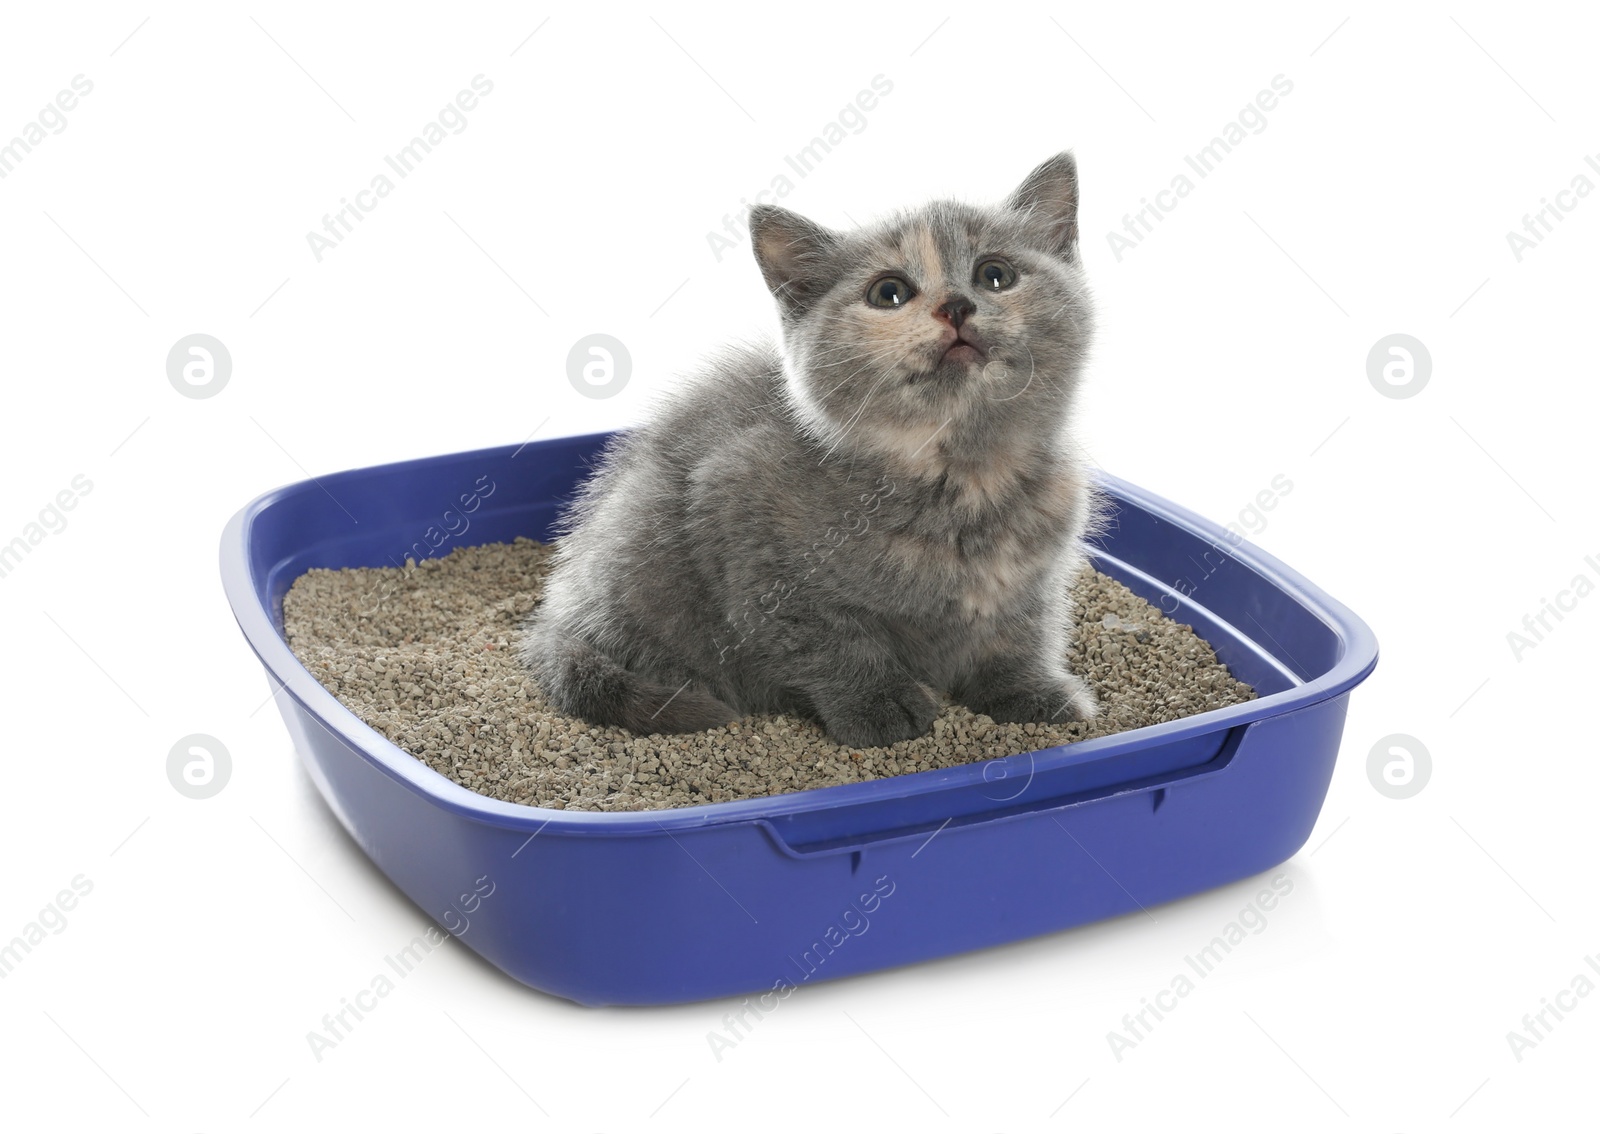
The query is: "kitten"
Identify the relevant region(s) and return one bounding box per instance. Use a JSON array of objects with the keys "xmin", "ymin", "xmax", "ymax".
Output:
[{"xmin": 519, "ymin": 152, "xmax": 1100, "ymax": 748}]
